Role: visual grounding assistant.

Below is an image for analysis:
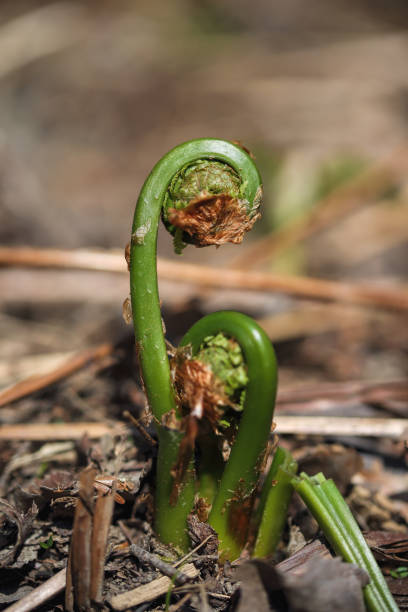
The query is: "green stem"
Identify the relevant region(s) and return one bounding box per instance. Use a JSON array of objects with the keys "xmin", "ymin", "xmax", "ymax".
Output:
[
  {"xmin": 130, "ymin": 139, "xmax": 262, "ymax": 550},
  {"xmin": 196, "ymin": 430, "xmax": 225, "ymax": 508},
  {"xmin": 253, "ymin": 446, "xmax": 298, "ymax": 558},
  {"xmin": 180, "ymin": 311, "xmax": 278, "ymax": 560},
  {"xmin": 293, "ymin": 473, "xmax": 398, "ymax": 612},
  {"xmin": 320, "ymin": 478, "xmax": 398, "ymax": 612}
]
